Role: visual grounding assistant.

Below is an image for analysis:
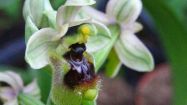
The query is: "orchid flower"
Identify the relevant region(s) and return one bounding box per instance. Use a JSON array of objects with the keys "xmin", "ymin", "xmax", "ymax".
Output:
[
  {"xmin": 0, "ymin": 71, "xmax": 41, "ymax": 105},
  {"xmin": 81, "ymin": 0, "xmax": 154, "ymax": 77},
  {"xmin": 24, "ymin": 0, "xmax": 111, "ymax": 105},
  {"xmin": 25, "ymin": 0, "xmax": 111, "ymax": 70}
]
